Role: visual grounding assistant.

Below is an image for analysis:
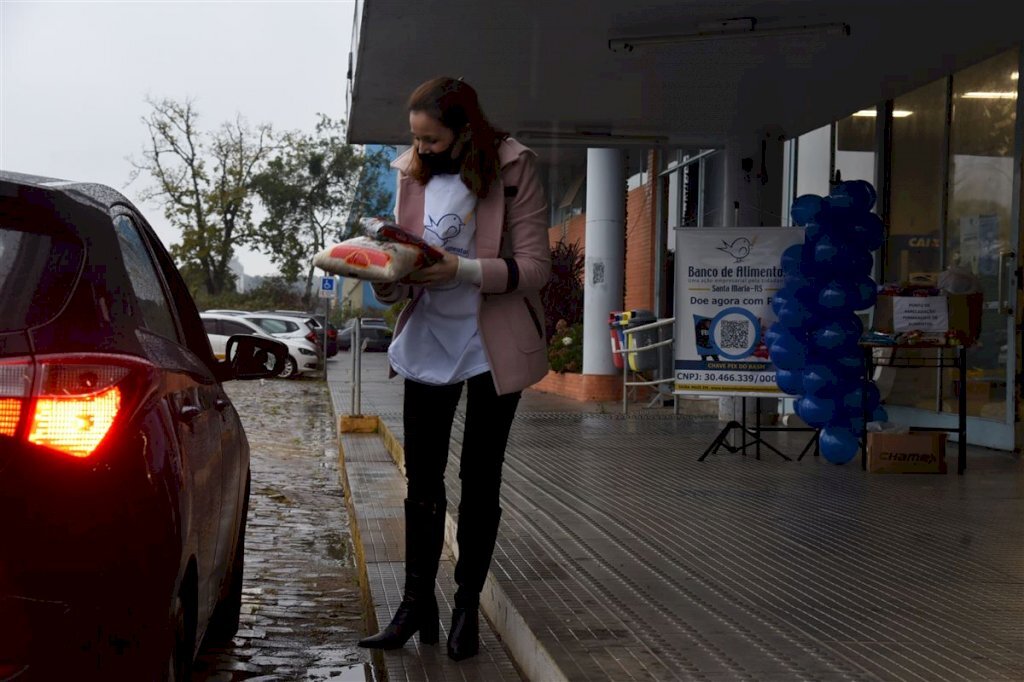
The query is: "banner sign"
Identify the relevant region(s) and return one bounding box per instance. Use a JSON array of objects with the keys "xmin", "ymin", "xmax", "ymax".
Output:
[{"xmin": 674, "ymin": 227, "xmax": 804, "ymax": 397}]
